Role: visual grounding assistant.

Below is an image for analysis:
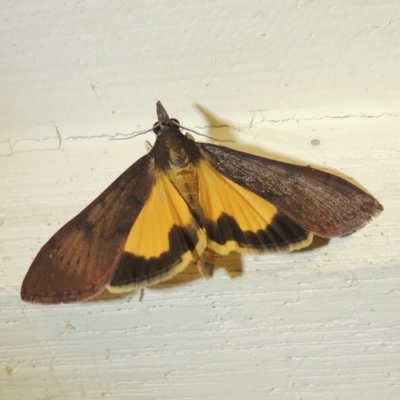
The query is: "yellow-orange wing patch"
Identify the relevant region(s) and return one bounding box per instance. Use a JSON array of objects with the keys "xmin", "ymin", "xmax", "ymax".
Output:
[
  {"xmin": 107, "ymin": 171, "xmax": 206, "ymax": 292},
  {"xmin": 197, "ymin": 161, "xmax": 313, "ymax": 255}
]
